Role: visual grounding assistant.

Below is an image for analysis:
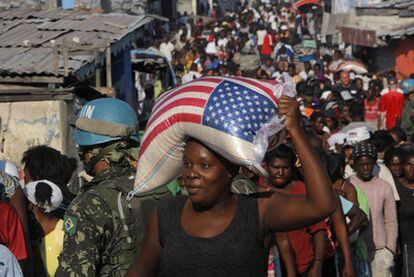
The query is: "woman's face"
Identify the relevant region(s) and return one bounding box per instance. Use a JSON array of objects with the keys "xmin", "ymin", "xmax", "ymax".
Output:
[
  {"xmin": 387, "ymin": 156, "xmax": 402, "ymax": 178},
  {"xmin": 403, "ymin": 156, "xmax": 414, "ymax": 182},
  {"xmin": 182, "ymin": 141, "xmax": 233, "ymax": 207},
  {"xmin": 267, "ymin": 158, "xmax": 293, "ymax": 188}
]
